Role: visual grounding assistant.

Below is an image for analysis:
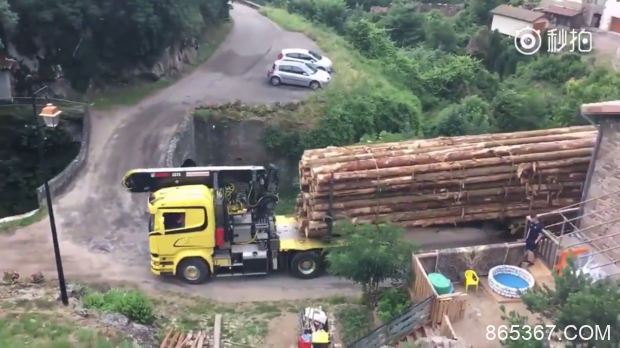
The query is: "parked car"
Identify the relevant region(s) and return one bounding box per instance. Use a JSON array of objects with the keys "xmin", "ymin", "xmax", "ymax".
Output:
[
  {"xmin": 268, "ymin": 60, "xmax": 332, "ymax": 90},
  {"xmin": 277, "ymin": 48, "xmax": 333, "ymax": 72}
]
